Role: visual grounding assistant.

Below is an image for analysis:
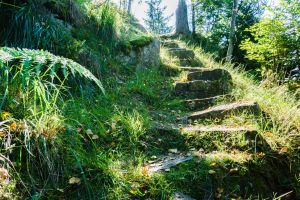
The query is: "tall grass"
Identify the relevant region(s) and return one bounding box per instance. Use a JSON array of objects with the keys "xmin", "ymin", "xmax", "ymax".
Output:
[{"xmin": 0, "ymin": 47, "xmax": 104, "ymax": 113}]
